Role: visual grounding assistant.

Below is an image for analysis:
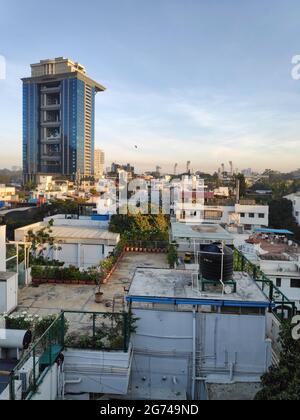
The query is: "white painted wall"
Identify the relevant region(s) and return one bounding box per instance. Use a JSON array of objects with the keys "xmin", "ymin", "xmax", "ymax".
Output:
[
  {"xmin": 285, "ymin": 193, "xmax": 300, "ymax": 226},
  {"xmin": 0, "ymin": 273, "xmax": 18, "ymax": 314},
  {"xmin": 0, "ymin": 225, "xmax": 6, "ymax": 271},
  {"xmin": 260, "ymin": 259, "xmax": 300, "ymax": 310},
  {"xmin": 30, "ymin": 364, "xmax": 60, "ymax": 401},
  {"xmin": 51, "ymin": 243, "xmax": 107, "ymax": 268},
  {"xmin": 175, "ymin": 204, "xmax": 269, "ymax": 229},
  {"xmin": 63, "ymin": 348, "xmax": 132, "ymax": 396},
  {"xmin": 130, "ymin": 308, "xmax": 271, "ymax": 399}
]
